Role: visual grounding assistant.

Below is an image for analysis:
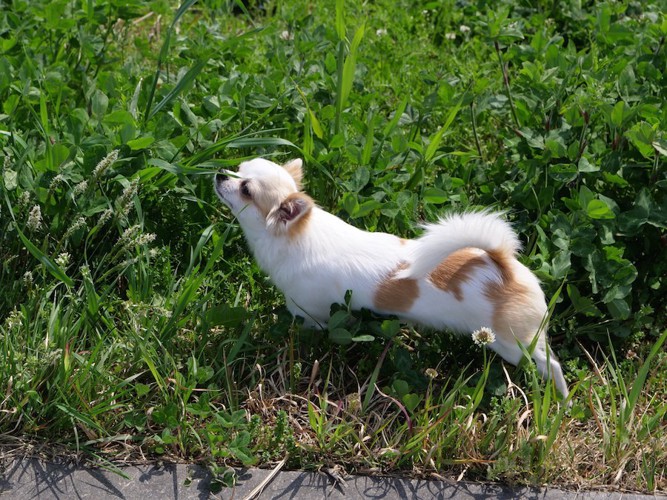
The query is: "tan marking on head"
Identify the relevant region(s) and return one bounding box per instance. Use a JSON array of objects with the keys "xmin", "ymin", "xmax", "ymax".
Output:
[
  {"xmin": 484, "ymin": 249, "xmax": 546, "ymax": 346},
  {"xmin": 399, "ymin": 238, "xmax": 408, "ymax": 245},
  {"xmin": 265, "ymin": 192, "xmax": 314, "ymax": 238},
  {"xmin": 285, "ymin": 193, "xmax": 314, "ymax": 239},
  {"xmin": 374, "ymin": 263, "xmax": 420, "ymax": 313},
  {"xmin": 282, "ymin": 158, "xmax": 304, "ymax": 190},
  {"xmin": 429, "ymin": 248, "xmax": 488, "ymax": 301}
]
